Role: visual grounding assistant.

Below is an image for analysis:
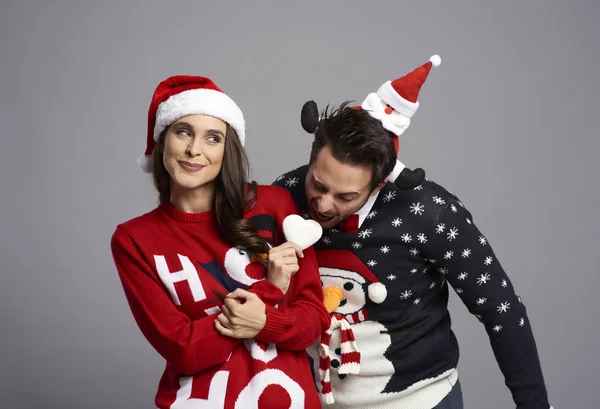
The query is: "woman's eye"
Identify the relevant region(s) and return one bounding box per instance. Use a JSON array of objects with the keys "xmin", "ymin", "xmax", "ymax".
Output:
[
  {"xmin": 178, "ymin": 129, "xmax": 192, "ymax": 137},
  {"xmin": 207, "ymin": 135, "xmax": 221, "ymax": 143}
]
